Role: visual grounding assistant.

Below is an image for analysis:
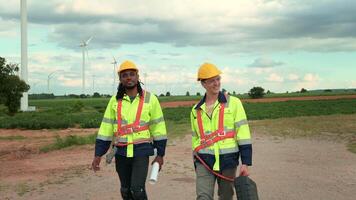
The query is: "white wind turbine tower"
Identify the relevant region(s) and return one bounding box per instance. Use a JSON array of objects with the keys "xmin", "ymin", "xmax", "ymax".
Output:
[
  {"xmin": 111, "ymin": 56, "xmax": 118, "ymax": 93},
  {"xmin": 79, "ymin": 36, "xmax": 93, "ymax": 94},
  {"xmin": 20, "ymin": 0, "xmax": 29, "ymax": 111}
]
